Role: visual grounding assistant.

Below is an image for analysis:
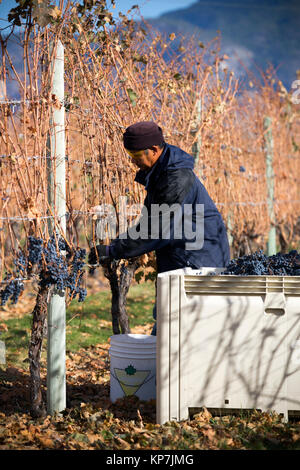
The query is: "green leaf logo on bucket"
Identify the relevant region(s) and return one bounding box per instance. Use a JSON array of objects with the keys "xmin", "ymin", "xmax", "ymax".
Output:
[{"xmin": 125, "ymin": 364, "xmax": 136, "ymax": 375}]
